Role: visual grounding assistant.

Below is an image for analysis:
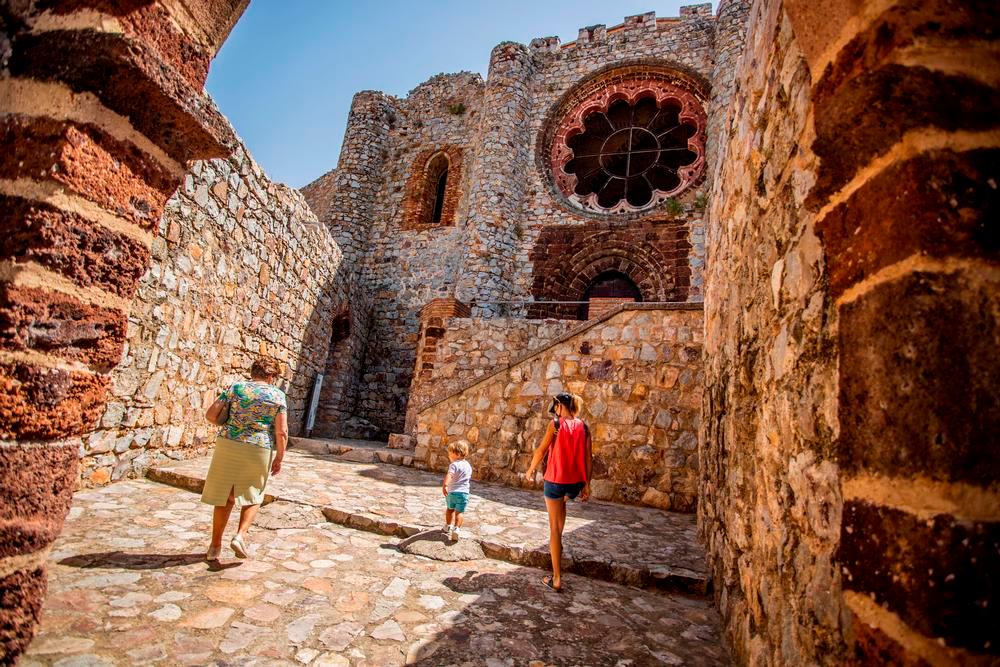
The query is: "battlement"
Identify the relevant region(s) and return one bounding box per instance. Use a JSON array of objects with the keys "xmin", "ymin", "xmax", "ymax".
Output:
[{"xmin": 533, "ymin": 5, "xmax": 715, "ymax": 53}]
